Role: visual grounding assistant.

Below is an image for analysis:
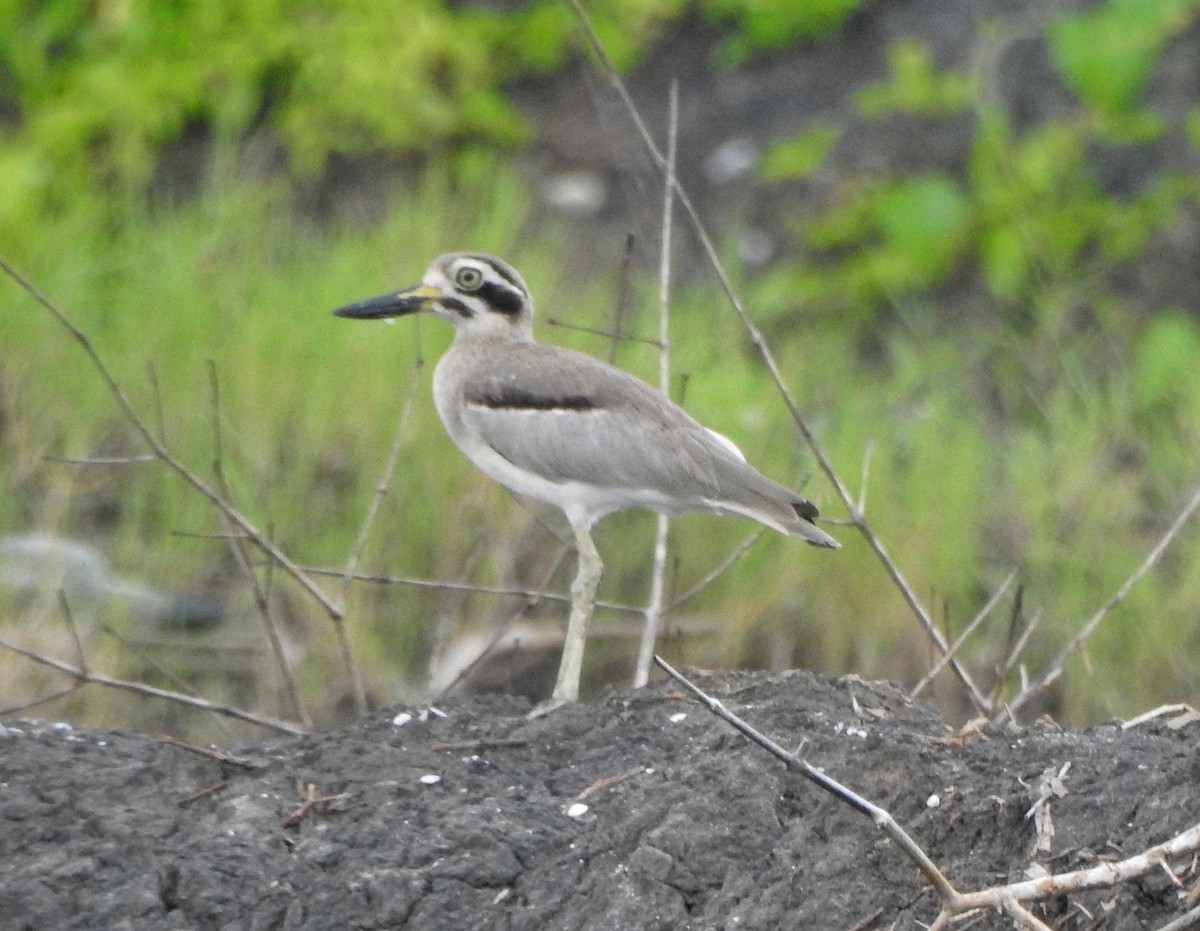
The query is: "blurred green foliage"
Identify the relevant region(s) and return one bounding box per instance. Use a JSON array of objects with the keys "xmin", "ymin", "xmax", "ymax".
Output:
[
  {"xmin": 0, "ymin": 0, "xmax": 864, "ymax": 242},
  {"xmin": 854, "ymin": 40, "xmax": 974, "ymax": 118},
  {"xmin": 2, "ymin": 0, "xmax": 1200, "ymax": 736},
  {"xmin": 759, "ymin": 35, "xmax": 1200, "ymax": 335},
  {"xmin": 0, "ymin": 0, "xmax": 695, "ymax": 238},
  {"xmin": 747, "ymin": 0, "xmax": 1200, "ymax": 721},
  {"xmin": 702, "ymin": 0, "xmax": 863, "ymax": 62},
  {"xmin": 759, "ymin": 123, "xmax": 839, "ymax": 181},
  {"xmin": 1049, "ymin": 0, "xmax": 1197, "ymax": 126}
]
